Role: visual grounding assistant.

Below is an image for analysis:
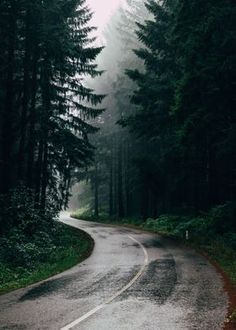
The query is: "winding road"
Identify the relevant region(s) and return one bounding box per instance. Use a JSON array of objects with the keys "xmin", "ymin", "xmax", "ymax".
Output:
[{"xmin": 0, "ymin": 213, "xmax": 228, "ymax": 330}]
